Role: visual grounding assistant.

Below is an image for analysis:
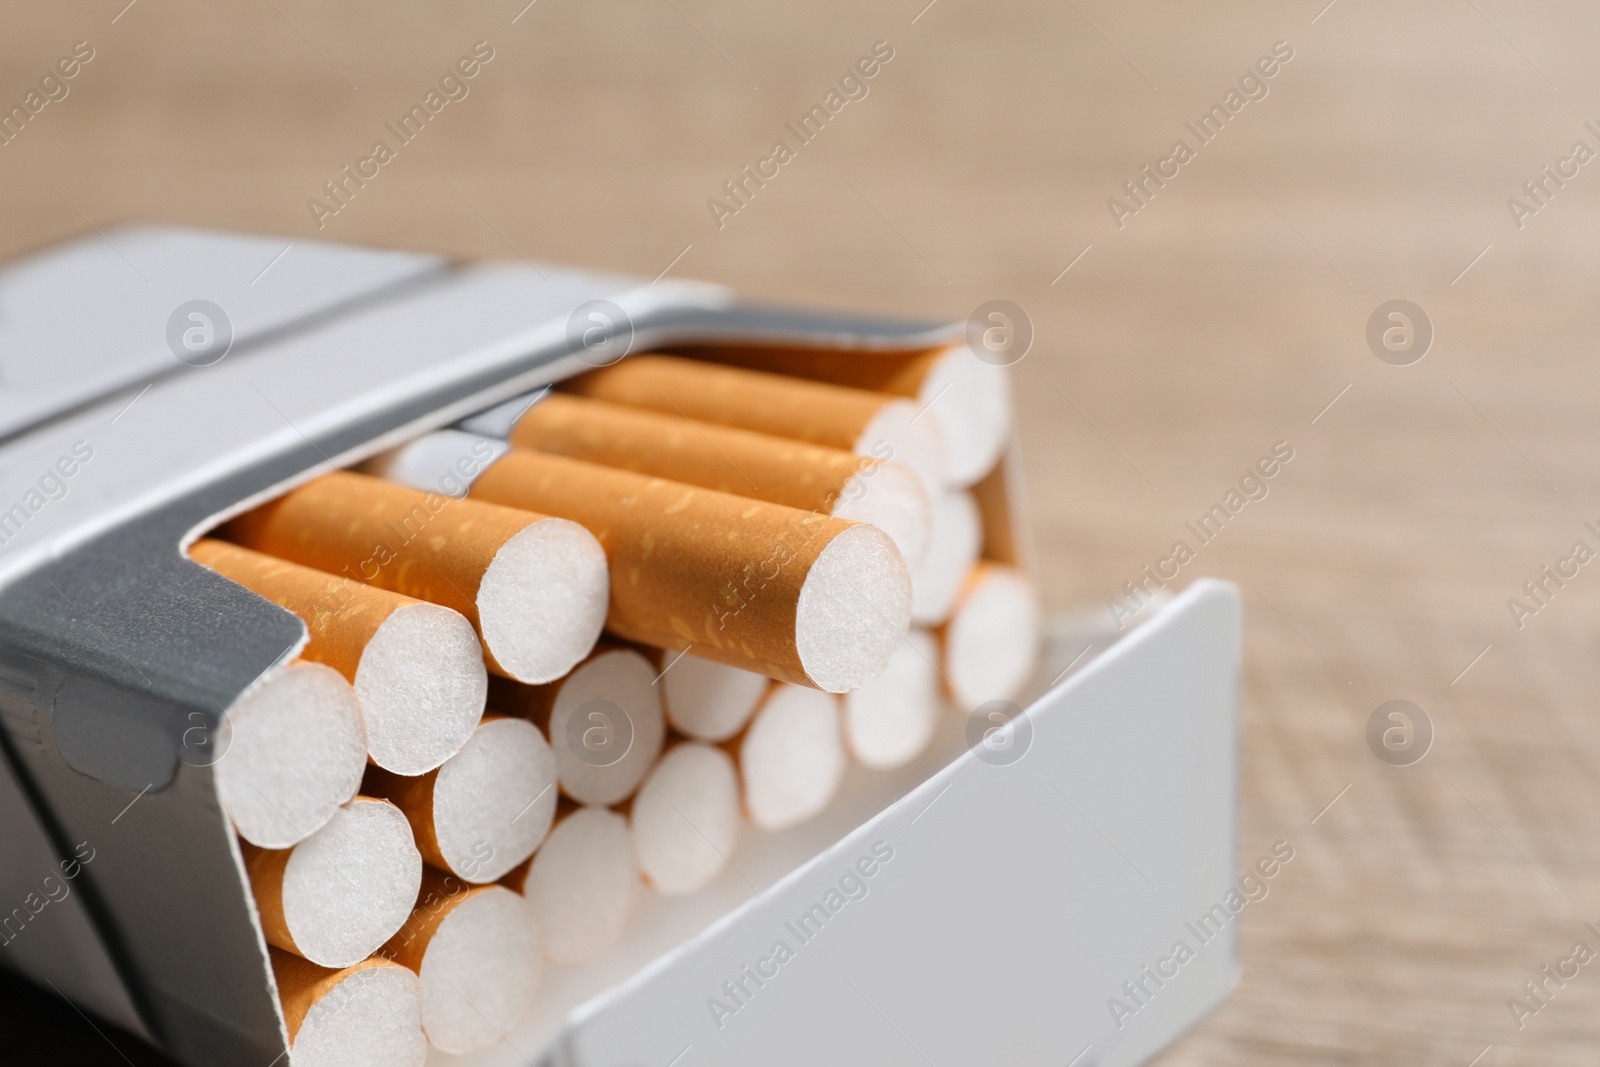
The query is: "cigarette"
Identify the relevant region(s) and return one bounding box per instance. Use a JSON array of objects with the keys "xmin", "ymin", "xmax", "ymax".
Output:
[
  {"xmin": 190, "ymin": 539, "xmax": 486, "ymax": 776},
  {"xmin": 674, "ymin": 342, "xmax": 1012, "ymax": 488},
  {"xmin": 490, "ymin": 644, "xmax": 664, "ymax": 806},
  {"xmin": 242, "ymin": 796, "xmax": 422, "ymax": 969},
  {"xmin": 362, "ymin": 714, "xmax": 557, "ymax": 883},
  {"xmin": 564, "ymin": 355, "xmax": 947, "ymax": 497},
  {"xmin": 270, "ymin": 947, "xmax": 426, "ymax": 1067},
  {"xmin": 215, "ymin": 660, "xmax": 367, "ymax": 849},
  {"xmin": 736, "ymin": 682, "xmax": 846, "ymax": 832},
  {"xmin": 842, "ymin": 630, "xmax": 941, "ymax": 770},
  {"xmin": 940, "ymin": 563, "xmax": 1042, "ymax": 712},
  {"xmin": 911, "ymin": 490, "xmax": 982, "ymax": 626},
  {"xmin": 506, "ymin": 806, "xmax": 638, "ymax": 964},
  {"xmin": 629, "ymin": 742, "xmax": 741, "ymax": 895},
  {"xmin": 508, "ymin": 393, "xmax": 932, "ymax": 568},
  {"xmin": 372, "ymin": 432, "xmax": 912, "ymax": 694},
  {"xmin": 659, "ymin": 651, "xmax": 768, "ymax": 742},
  {"xmin": 227, "ymin": 471, "xmax": 609, "ymax": 686},
  {"xmin": 379, "ymin": 868, "xmax": 542, "ymax": 1054}
]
